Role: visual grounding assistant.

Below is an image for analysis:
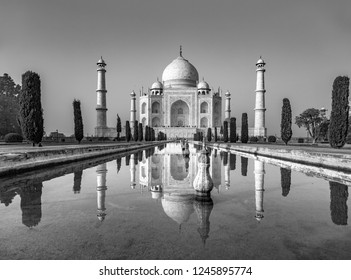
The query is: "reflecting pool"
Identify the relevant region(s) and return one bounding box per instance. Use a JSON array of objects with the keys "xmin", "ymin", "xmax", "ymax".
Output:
[{"xmin": 1, "ymin": 142, "xmax": 351, "ymax": 260}]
